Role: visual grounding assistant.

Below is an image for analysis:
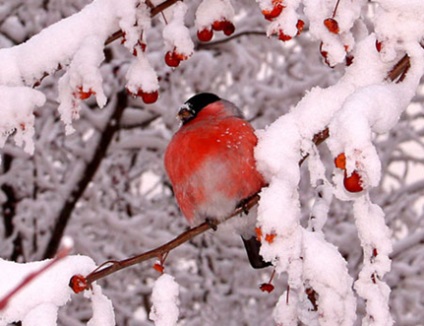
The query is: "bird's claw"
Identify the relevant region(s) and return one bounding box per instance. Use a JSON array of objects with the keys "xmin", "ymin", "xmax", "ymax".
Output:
[
  {"xmin": 205, "ymin": 218, "xmax": 218, "ymax": 231},
  {"xmin": 237, "ymin": 198, "xmax": 251, "ymax": 216}
]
